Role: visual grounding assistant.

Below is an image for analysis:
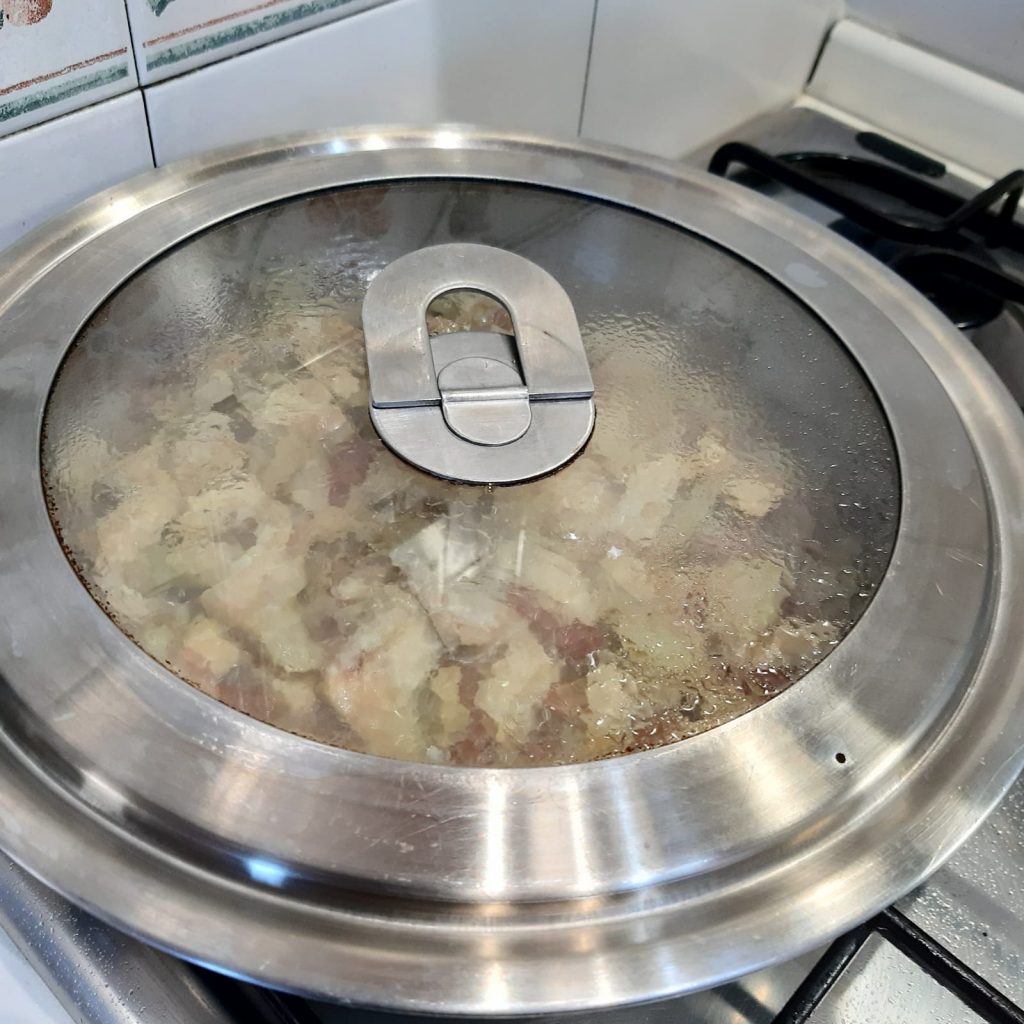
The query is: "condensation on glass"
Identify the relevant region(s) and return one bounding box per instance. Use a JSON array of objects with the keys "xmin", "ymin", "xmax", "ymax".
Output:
[{"xmin": 41, "ymin": 182, "xmax": 899, "ymax": 767}]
